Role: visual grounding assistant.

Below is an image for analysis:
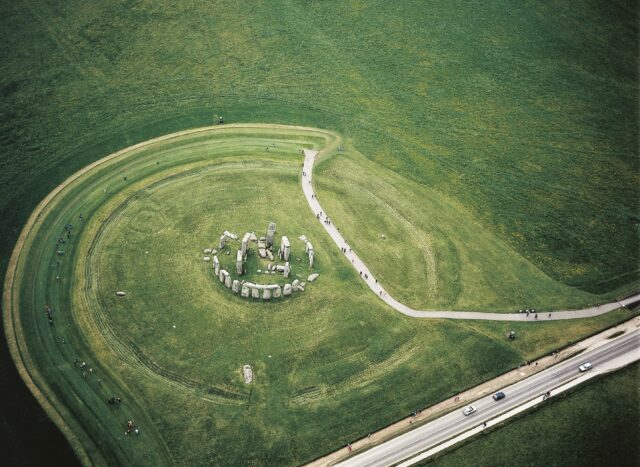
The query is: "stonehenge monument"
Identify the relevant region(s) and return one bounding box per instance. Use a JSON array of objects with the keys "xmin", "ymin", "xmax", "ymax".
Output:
[{"xmin": 206, "ymin": 228, "xmax": 316, "ymax": 301}]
